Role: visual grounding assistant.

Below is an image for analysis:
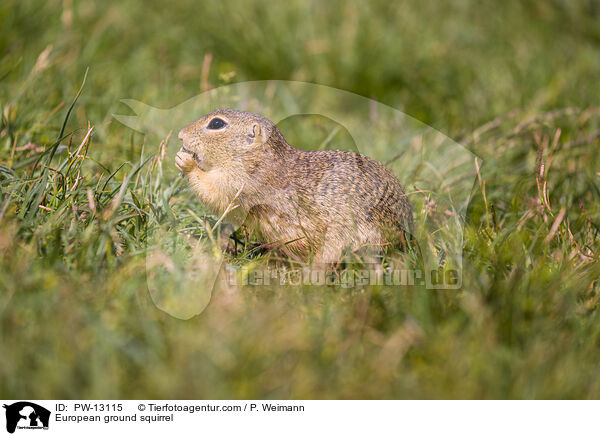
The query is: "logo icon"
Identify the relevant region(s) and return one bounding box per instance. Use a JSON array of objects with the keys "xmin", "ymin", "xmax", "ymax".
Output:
[{"xmin": 3, "ymin": 402, "xmax": 50, "ymax": 434}]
